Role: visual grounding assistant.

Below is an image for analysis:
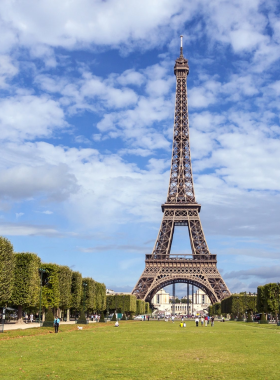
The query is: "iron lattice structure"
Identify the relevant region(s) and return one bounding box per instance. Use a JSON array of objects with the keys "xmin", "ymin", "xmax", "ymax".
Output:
[{"xmin": 132, "ymin": 38, "xmax": 231, "ymax": 304}]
